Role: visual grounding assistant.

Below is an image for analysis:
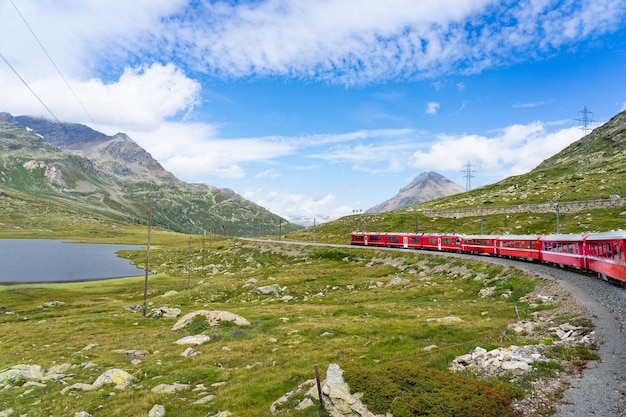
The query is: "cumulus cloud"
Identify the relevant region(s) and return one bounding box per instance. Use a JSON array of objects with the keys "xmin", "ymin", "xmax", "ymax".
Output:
[
  {"xmin": 409, "ymin": 123, "xmax": 585, "ymax": 178},
  {"xmin": 426, "ymin": 102, "xmax": 440, "ymax": 115},
  {"xmin": 243, "ymin": 189, "xmax": 349, "ymax": 224}
]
